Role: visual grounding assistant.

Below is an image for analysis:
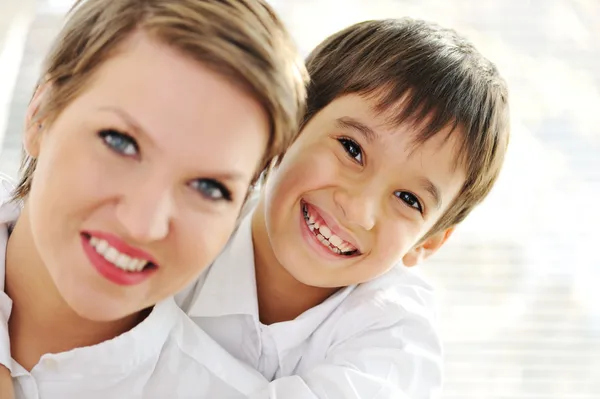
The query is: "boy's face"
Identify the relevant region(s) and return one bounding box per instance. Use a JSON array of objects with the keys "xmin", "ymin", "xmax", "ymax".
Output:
[
  {"xmin": 23, "ymin": 33, "xmax": 269, "ymax": 321},
  {"xmin": 262, "ymin": 94, "xmax": 466, "ymax": 287}
]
